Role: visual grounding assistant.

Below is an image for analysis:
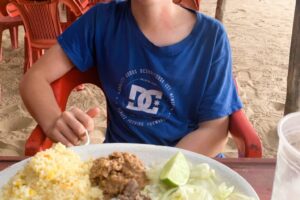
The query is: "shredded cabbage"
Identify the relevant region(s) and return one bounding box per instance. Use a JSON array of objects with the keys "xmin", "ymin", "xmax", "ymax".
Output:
[{"xmin": 142, "ymin": 163, "xmax": 257, "ymax": 200}]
